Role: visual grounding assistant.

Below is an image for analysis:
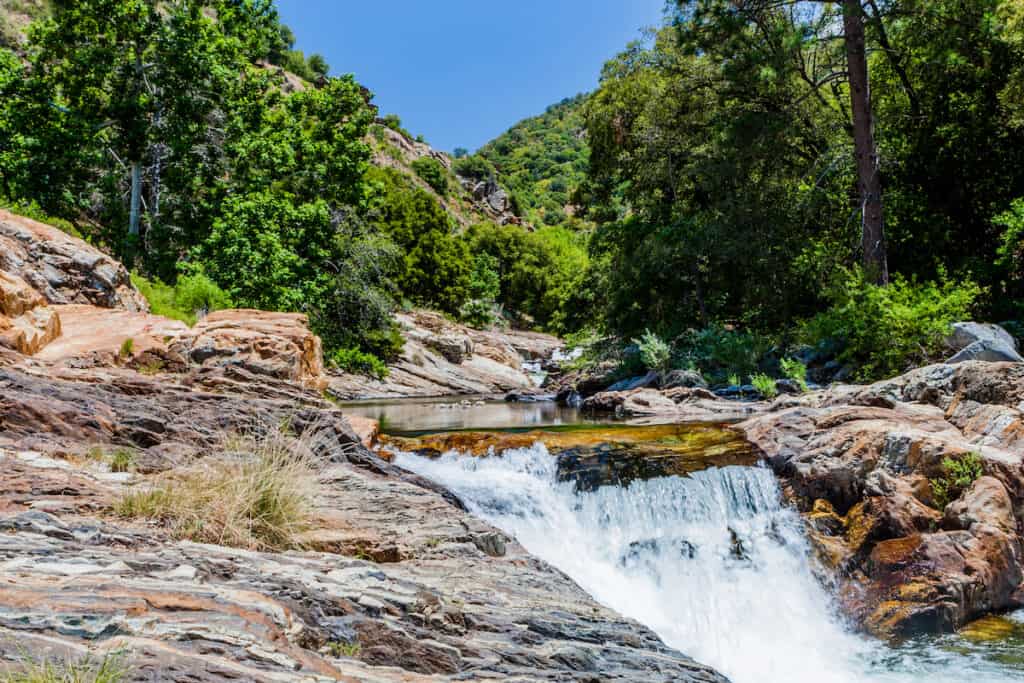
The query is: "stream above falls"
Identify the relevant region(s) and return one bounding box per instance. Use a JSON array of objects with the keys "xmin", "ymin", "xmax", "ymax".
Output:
[{"xmin": 359, "ymin": 400, "xmax": 1024, "ymax": 683}]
